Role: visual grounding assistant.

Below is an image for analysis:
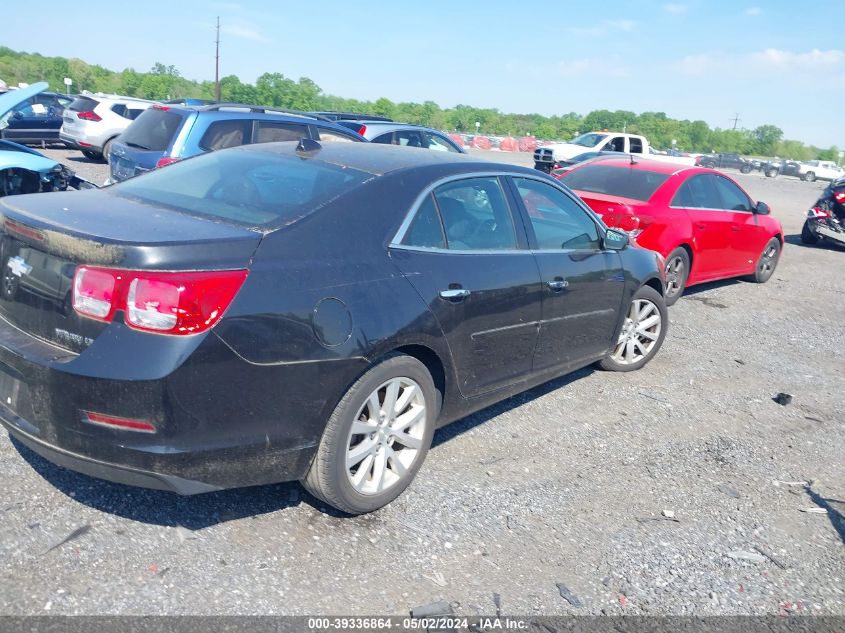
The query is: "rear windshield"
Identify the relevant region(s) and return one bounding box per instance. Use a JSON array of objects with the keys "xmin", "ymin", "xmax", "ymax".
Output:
[
  {"xmin": 119, "ymin": 108, "xmax": 184, "ymax": 152},
  {"xmin": 561, "ymin": 165, "xmax": 669, "ymax": 202},
  {"xmin": 68, "ymin": 96, "xmax": 99, "ymax": 112},
  {"xmin": 110, "ymin": 146, "xmax": 373, "ymax": 227}
]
